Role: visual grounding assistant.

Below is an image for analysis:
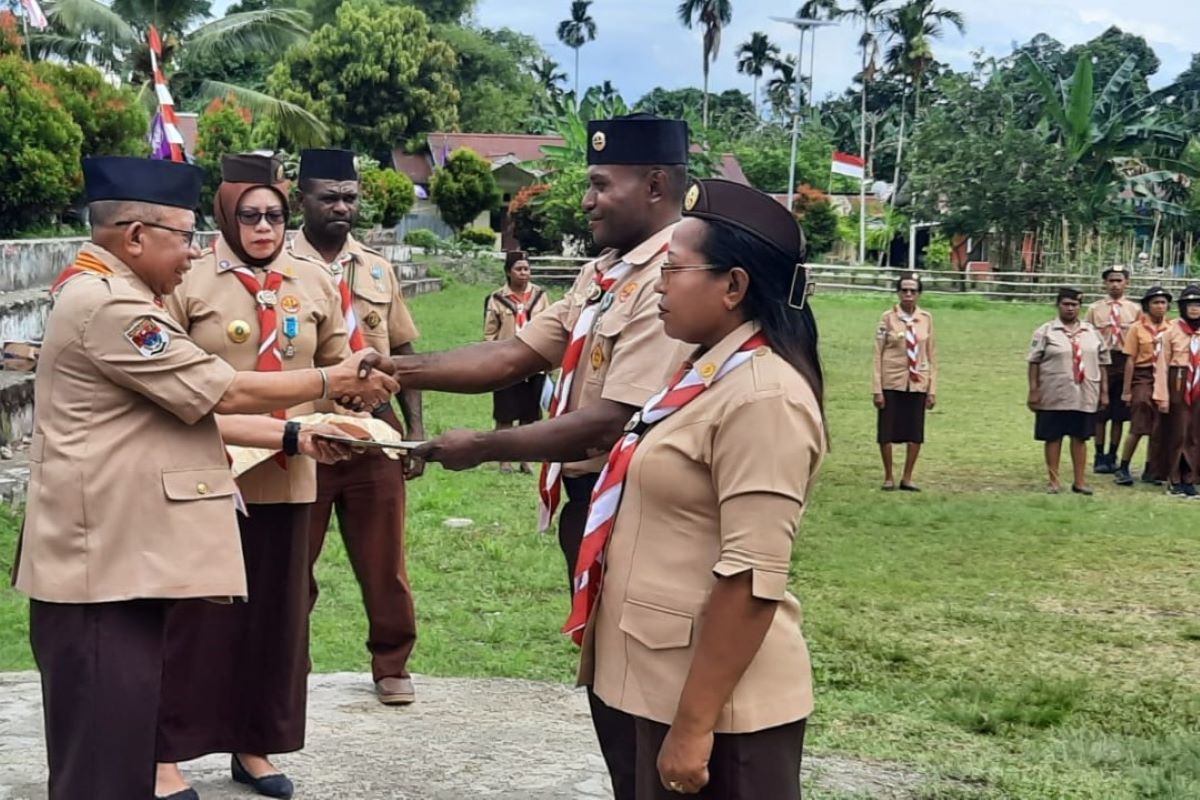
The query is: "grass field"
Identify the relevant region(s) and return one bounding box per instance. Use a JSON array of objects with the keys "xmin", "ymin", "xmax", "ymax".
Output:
[{"xmin": 1, "ymin": 273, "xmax": 1198, "ymax": 798}]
